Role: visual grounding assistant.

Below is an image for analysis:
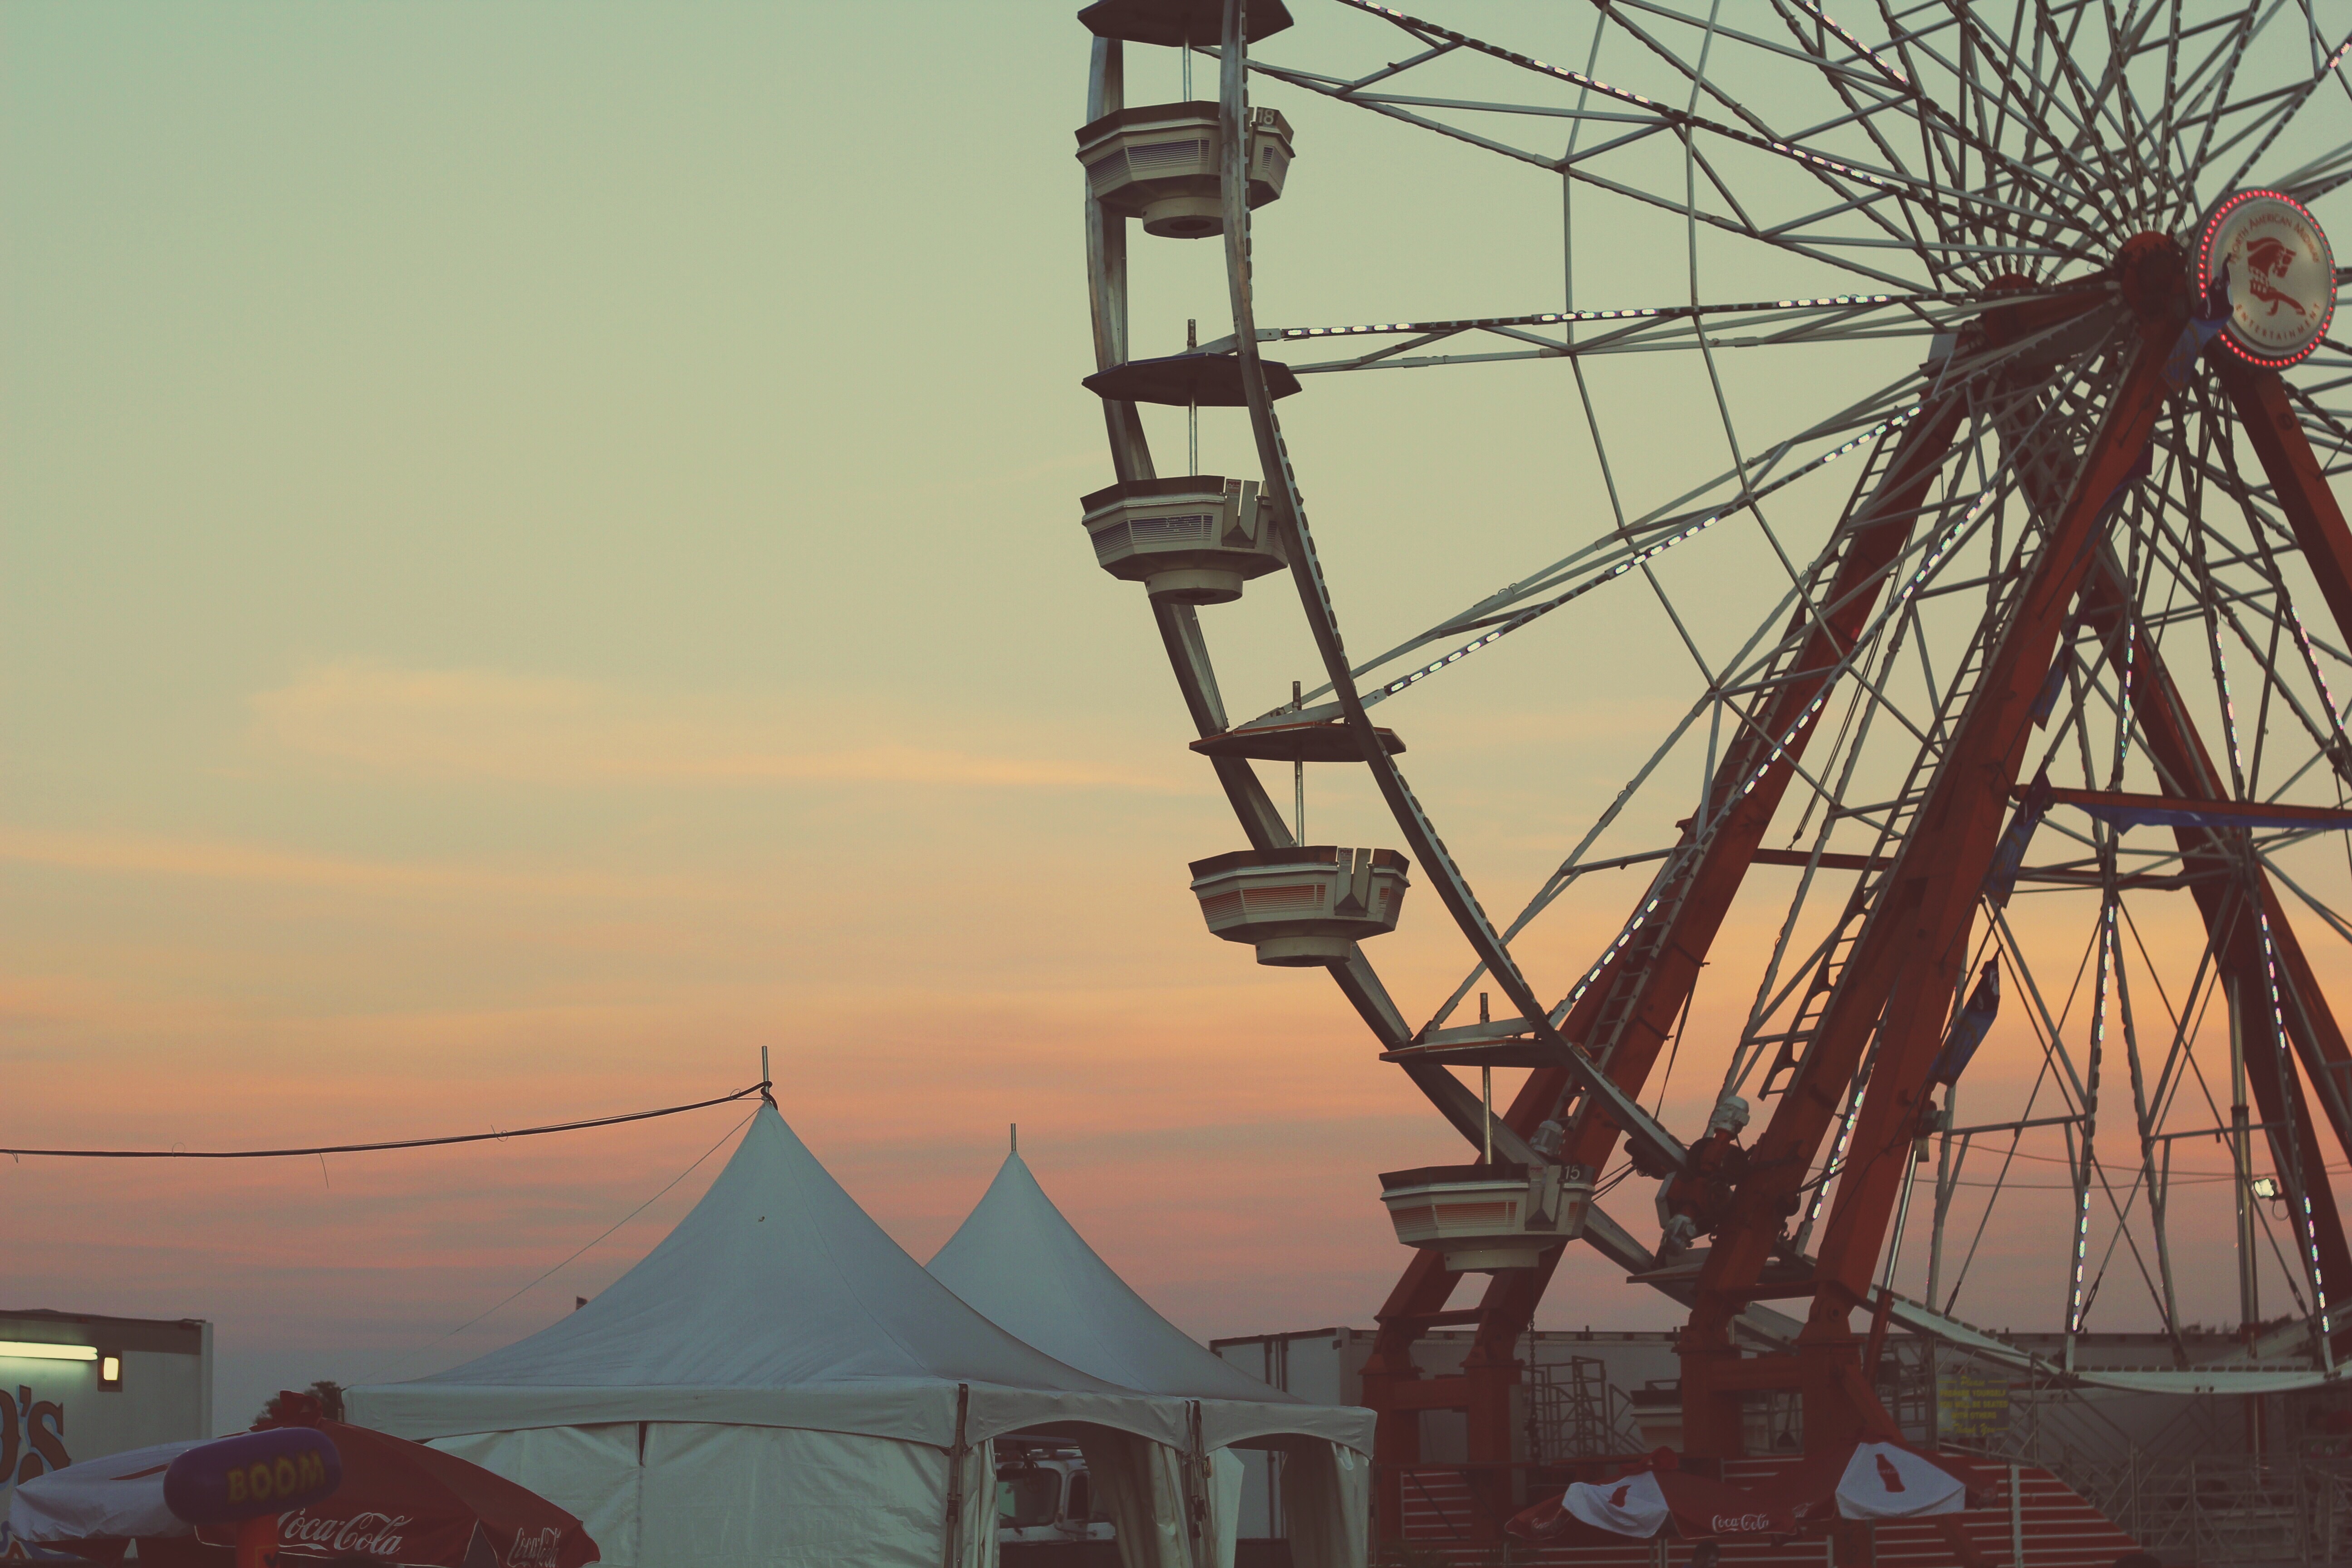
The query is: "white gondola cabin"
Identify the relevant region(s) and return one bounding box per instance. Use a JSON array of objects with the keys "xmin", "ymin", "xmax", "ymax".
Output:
[
  {"xmin": 1074, "ymin": 103, "xmax": 1294, "ymax": 238},
  {"xmin": 1379, "ymin": 1161, "xmax": 1595, "ymax": 1272},
  {"xmin": 1186, "ymin": 846, "xmax": 1407, "ymax": 965},
  {"xmin": 1081, "ymin": 476, "xmax": 1284, "ymax": 604}
]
